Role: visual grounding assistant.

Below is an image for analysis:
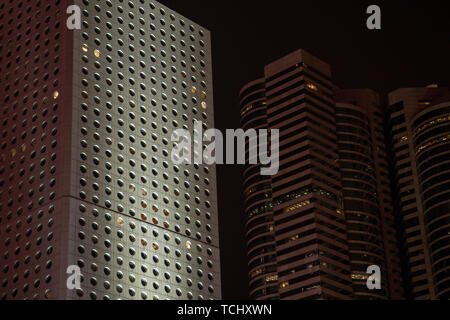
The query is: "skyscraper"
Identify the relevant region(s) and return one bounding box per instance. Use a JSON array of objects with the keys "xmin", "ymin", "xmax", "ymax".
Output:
[
  {"xmin": 388, "ymin": 85, "xmax": 450, "ymax": 299},
  {"xmin": 240, "ymin": 49, "xmax": 404, "ymax": 300},
  {"xmin": 240, "ymin": 49, "xmax": 353, "ymax": 300},
  {"xmin": 335, "ymin": 89, "xmax": 404, "ymax": 299},
  {"xmin": 0, "ymin": 0, "xmax": 220, "ymax": 300}
]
